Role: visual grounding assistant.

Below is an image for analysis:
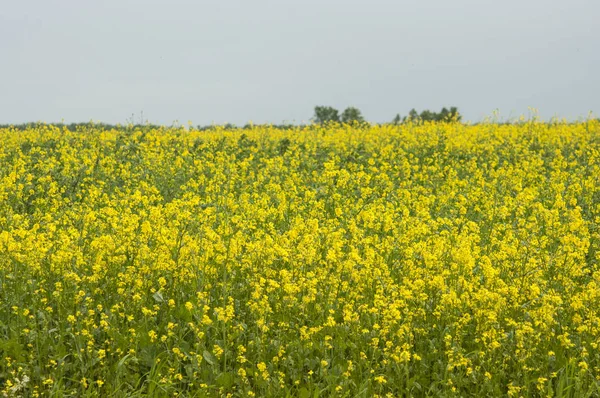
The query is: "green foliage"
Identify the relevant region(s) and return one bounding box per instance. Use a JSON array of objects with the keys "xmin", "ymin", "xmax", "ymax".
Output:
[
  {"xmin": 313, "ymin": 106, "xmax": 340, "ymax": 124},
  {"xmin": 407, "ymin": 109, "xmax": 420, "ymax": 122},
  {"xmin": 397, "ymin": 107, "xmax": 462, "ymax": 124},
  {"xmin": 340, "ymin": 107, "xmax": 365, "ymax": 123},
  {"xmin": 1, "ymin": 122, "xmax": 600, "ymax": 396}
]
